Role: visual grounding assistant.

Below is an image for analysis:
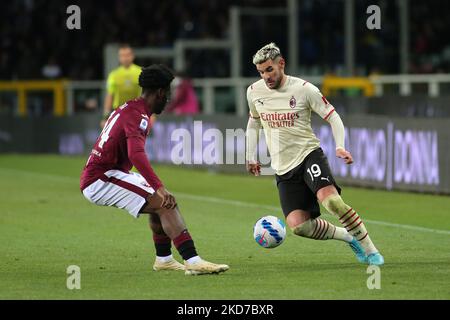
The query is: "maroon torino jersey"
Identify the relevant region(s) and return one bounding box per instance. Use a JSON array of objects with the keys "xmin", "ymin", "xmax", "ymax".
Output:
[{"xmin": 80, "ymin": 98, "xmax": 163, "ymax": 191}]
